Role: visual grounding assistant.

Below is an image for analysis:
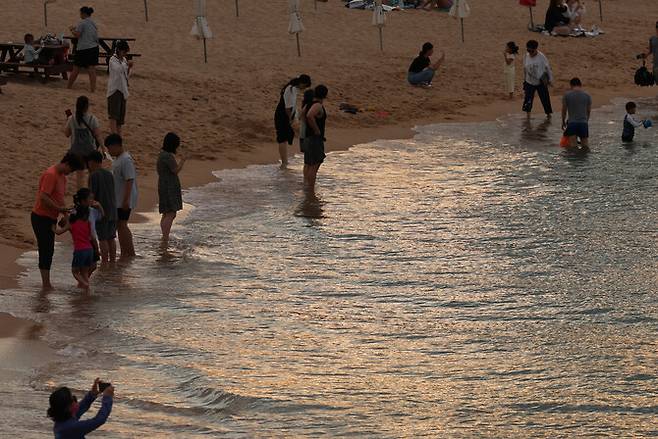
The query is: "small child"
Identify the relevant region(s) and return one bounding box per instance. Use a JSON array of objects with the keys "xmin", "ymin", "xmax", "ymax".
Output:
[
  {"xmin": 504, "ymin": 41, "xmax": 519, "ymax": 99},
  {"xmin": 622, "ymin": 101, "xmax": 649, "ymax": 142},
  {"xmin": 22, "ymin": 33, "xmax": 42, "ymax": 65},
  {"xmin": 56, "ymin": 189, "xmax": 103, "ymax": 291}
]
